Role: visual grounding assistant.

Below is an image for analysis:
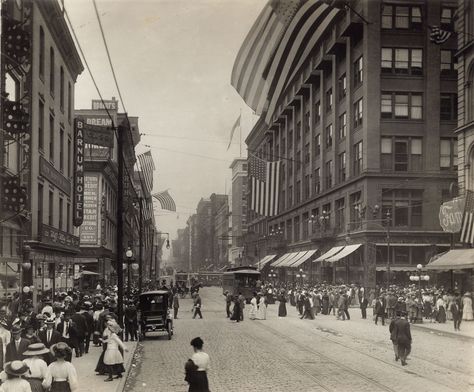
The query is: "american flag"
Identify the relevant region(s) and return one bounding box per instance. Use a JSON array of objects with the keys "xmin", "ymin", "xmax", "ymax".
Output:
[
  {"xmin": 429, "ymin": 25, "xmax": 453, "ymax": 45},
  {"xmin": 153, "ymin": 190, "xmax": 176, "ymax": 212},
  {"xmin": 231, "ymin": 1, "xmax": 340, "ymax": 124},
  {"xmin": 137, "ymin": 151, "xmax": 155, "ymax": 194},
  {"xmin": 460, "ymin": 190, "xmax": 474, "ymax": 245},
  {"xmin": 249, "ymin": 154, "xmax": 281, "ymax": 216}
]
